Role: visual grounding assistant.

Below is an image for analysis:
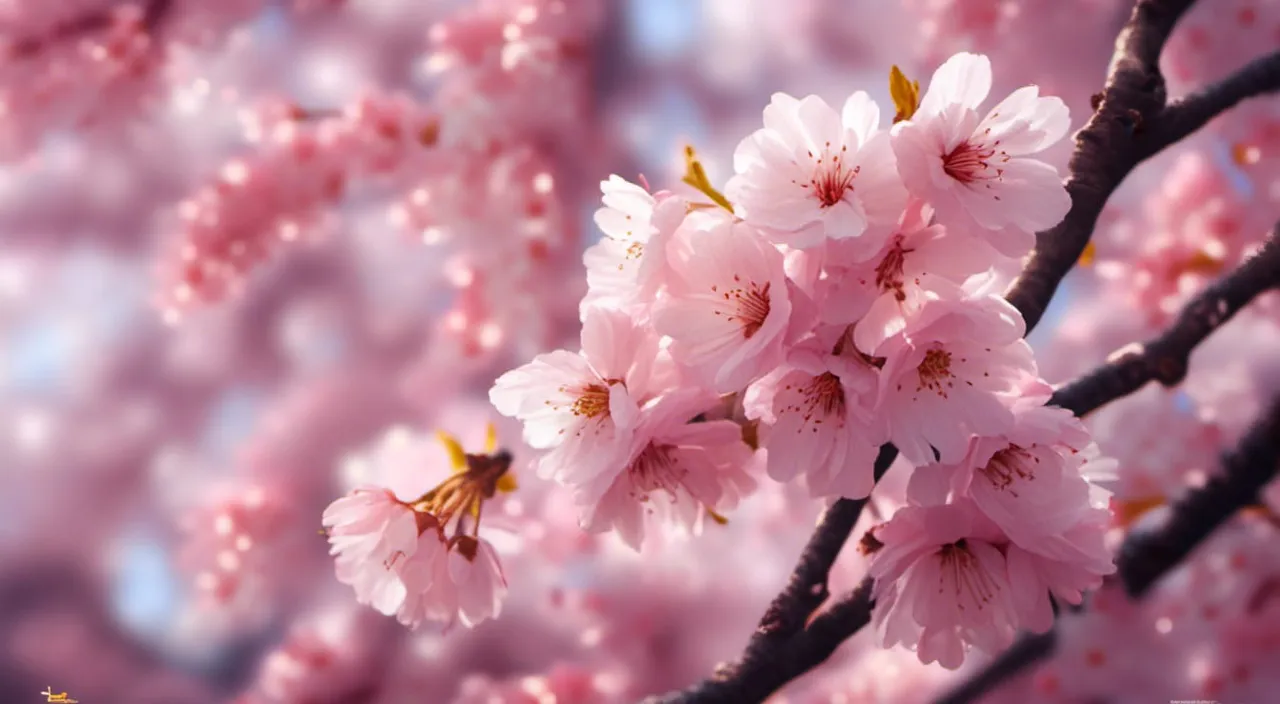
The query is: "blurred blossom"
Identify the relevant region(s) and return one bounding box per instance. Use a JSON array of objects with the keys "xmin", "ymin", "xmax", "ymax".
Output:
[{"xmin": 1, "ymin": 1, "xmax": 1279, "ymax": 703}]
